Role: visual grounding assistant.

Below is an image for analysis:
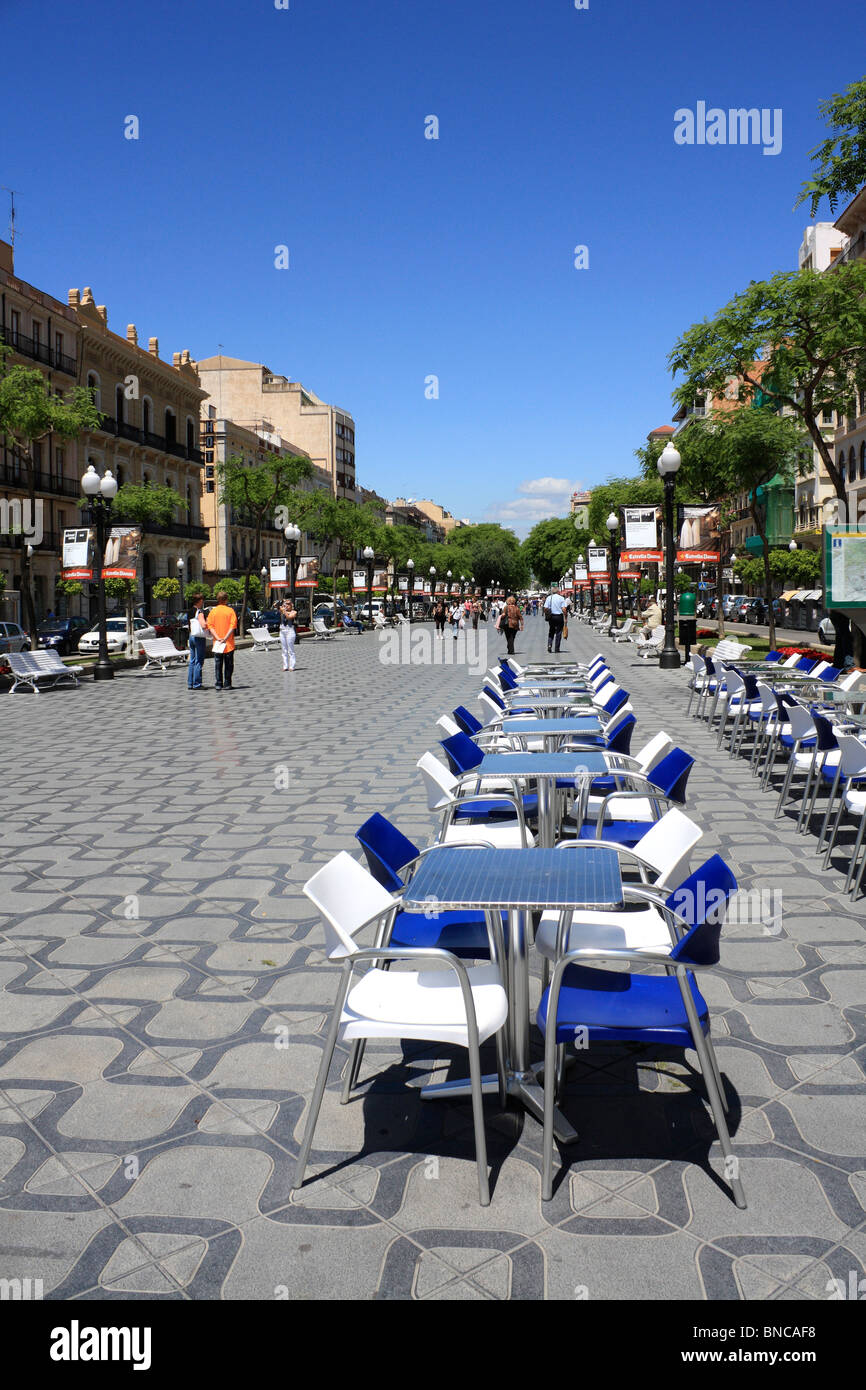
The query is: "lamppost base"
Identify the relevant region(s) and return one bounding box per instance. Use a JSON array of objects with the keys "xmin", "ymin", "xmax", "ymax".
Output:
[
  {"xmin": 658, "ymin": 648, "xmax": 681, "ymax": 670},
  {"xmin": 93, "ymin": 662, "xmax": 115, "ymax": 681}
]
